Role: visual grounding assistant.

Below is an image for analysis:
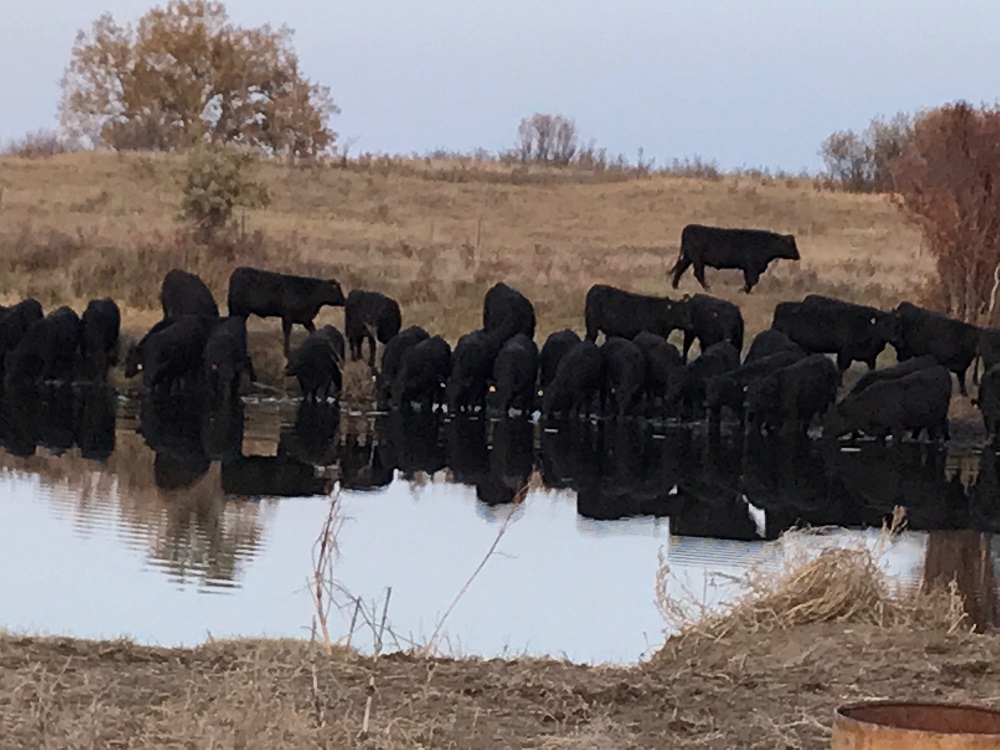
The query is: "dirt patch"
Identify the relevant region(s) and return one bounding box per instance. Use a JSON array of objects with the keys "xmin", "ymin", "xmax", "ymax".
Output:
[{"xmin": 0, "ymin": 625, "xmax": 998, "ymax": 748}]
